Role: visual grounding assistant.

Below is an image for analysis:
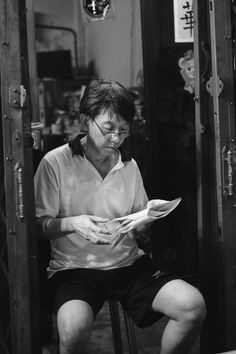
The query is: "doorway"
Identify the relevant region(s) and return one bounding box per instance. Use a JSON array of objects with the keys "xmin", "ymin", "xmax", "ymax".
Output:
[
  {"xmin": 141, "ymin": 0, "xmax": 198, "ymax": 279},
  {"xmin": 140, "ymin": 0, "xmax": 236, "ymax": 353}
]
